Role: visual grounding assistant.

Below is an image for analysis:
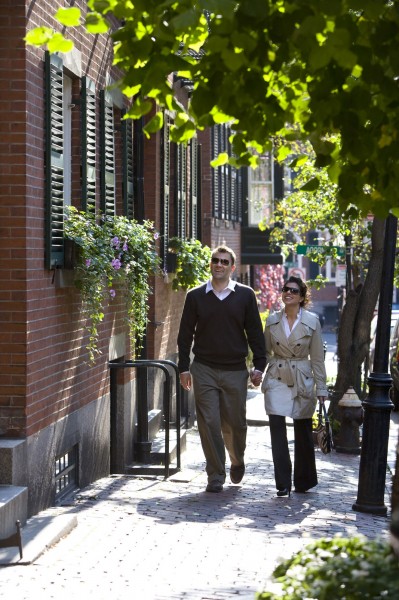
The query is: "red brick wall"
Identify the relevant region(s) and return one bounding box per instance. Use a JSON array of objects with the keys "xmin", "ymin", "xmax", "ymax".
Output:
[
  {"xmin": 0, "ymin": 0, "xmax": 29, "ymax": 436},
  {"xmin": 0, "ymin": 0, "xmax": 135, "ymax": 437}
]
